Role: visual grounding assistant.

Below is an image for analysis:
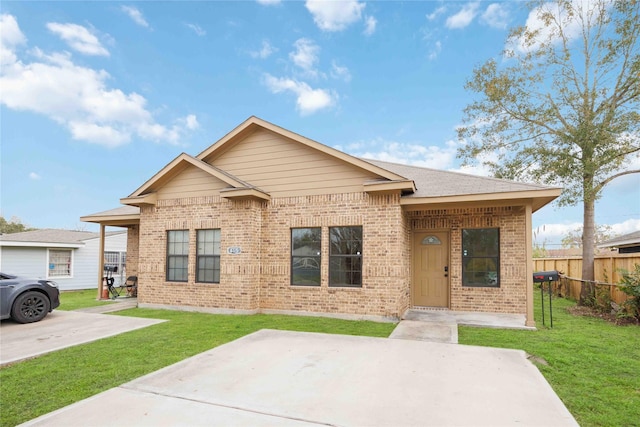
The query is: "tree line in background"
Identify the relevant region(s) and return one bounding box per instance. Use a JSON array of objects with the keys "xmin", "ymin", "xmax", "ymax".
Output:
[{"xmin": 0, "ymin": 216, "xmax": 35, "ymax": 234}]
